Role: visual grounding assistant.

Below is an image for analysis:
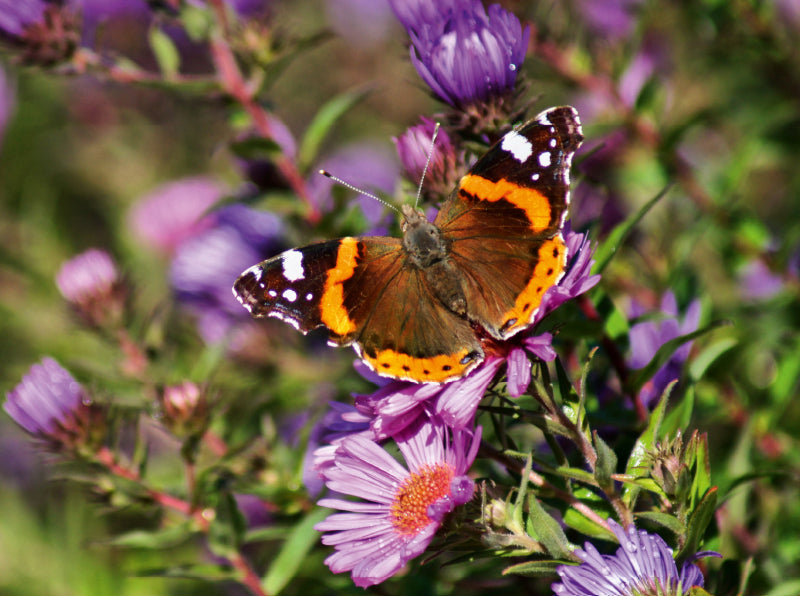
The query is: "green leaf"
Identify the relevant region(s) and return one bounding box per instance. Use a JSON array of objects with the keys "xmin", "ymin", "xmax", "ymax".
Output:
[
  {"xmin": 149, "ymin": 27, "xmax": 181, "ymax": 79},
  {"xmin": 262, "ymin": 507, "xmax": 329, "ymax": 595},
  {"xmin": 102, "ymin": 524, "xmax": 194, "ymax": 549},
  {"xmin": 297, "ymin": 86, "xmax": 373, "ymax": 172},
  {"xmin": 676, "ymin": 486, "xmax": 717, "ymax": 563},
  {"xmin": 627, "ymin": 320, "xmax": 731, "ymax": 396},
  {"xmin": 593, "ymin": 431, "xmax": 618, "ymax": 492},
  {"xmin": 527, "ymin": 495, "xmax": 573, "ymax": 559},
  {"xmin": 622, "ymin": 388, "xmax": 670, "ymax": 508},
  {"xmin": 661, "ymin": 385, "xmax": 695, "ymax": 438},
  {"xmin": 208, "ymin": 490, "xmax": 247, "ymax": 558},
  {"xmin": 690, "ymin": 433, "xmax": 711, "ymax": 508},
  {"xmin": 688, "ymin": 336, "xmax": 738, "ymax": 381},
  {"xmin": 502, "ymin": 559, "xmax": 563, "ymax": 577},
  {"xmin": 229, "ymin": 136, "xmax": 284, "ymax": 161},
  {"xmin": 634, "ymin": 511, "xmax": 685, "ymax": 535},
  {"xmin": 593, "ymin": 185, "xmax": 671, "ymax": 273},
  {"xmin": 553, "ymin": 465, "xmax": 597, "ymax": 485}
]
